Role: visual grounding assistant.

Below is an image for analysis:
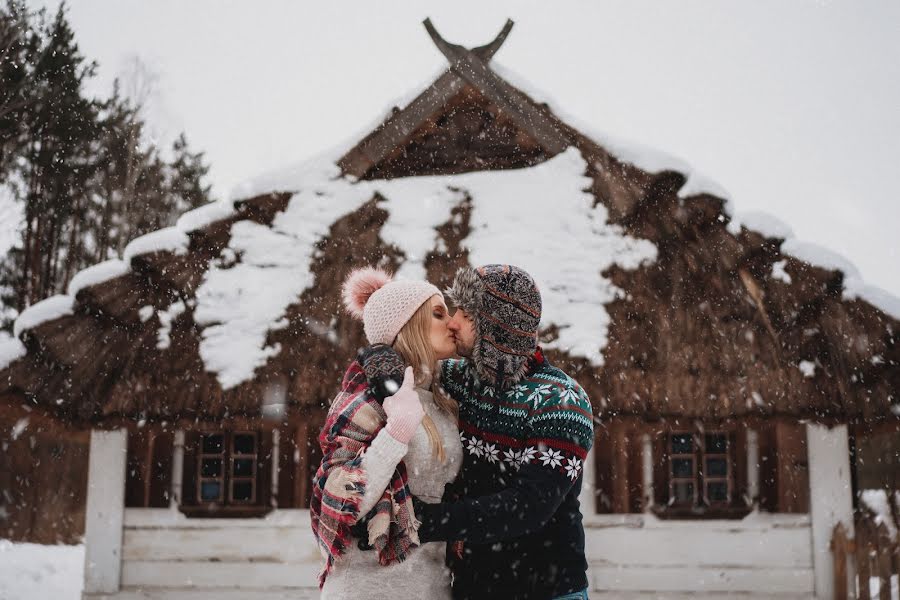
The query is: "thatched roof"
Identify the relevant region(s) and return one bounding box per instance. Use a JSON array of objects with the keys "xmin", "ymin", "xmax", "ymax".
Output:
[{"xmin": 1, "ymin": 21, "xmax": 897, "ymax": 427}]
